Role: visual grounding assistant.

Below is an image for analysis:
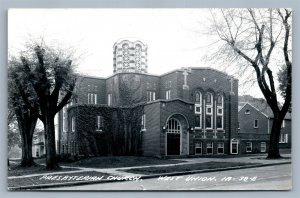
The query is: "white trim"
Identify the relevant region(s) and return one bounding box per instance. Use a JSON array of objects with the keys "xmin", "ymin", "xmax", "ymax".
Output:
[
  {"xmin": 195, "ymin": 142, "xmax": 202, "ymax": 155},
  {"xmin": 194, "ymin": 91, "xmax": 202, "ymax": 129},
  {"xmin": 206, "ymin": 142, "xmax": 213, "ymax": 155},
  {"xmin": 166, "ymin": 90, "xmax": 171, "ymax": 100},
  {"xmin": 141, "ymin": 114, "xmax": 146, "ymax": 131},
  {"xmin": 260, "ymin": 142, "xmax": 266, "ymax": 152},
  {"xmin": 217, "ymin": 142, "xmax": 224, "ymax": 154},
  {"xmin": 62, "ymin": 106, "xmax": 67, "ymax": 132},
  {"xmin": 238, "ymin": 103, "xmax": 247, "ymax": 112},
  {"xmin": 164, "ymin": 113, "xmax": 190, "ymax": 129},
  {"xmin": 246, "ymin": 142, "xmax": 252, "ymax": 152},
  {"xmin": 281, "ymin": 120, "xmax": 286, "ymax": 128},
  {"xmin": 205, "ymin": 93, "xmax": 213, "ymax": 129},
  {"xmin": 147, "ymin": 91, "xmax": 156, "ymax": 102},
  {"xmin": 279, "ymin": 133, "xmax": 288, "ymax": 143},
  {"xmin": 230, "ymin": 139, "xmax": 239, "ymax": 154},
  {"xmin": 108, "ymin": 94, "xmax": 112, "ymax": 106},
  {"xmin": 216, "ymin": 94, "xmax": 224, "ymax": 130},
  {"xmin": 71, "ymin": 117, "xmax": 75, "ymax": 132},
  {"xmin": 96, "ymin": 115, "xmax": 103, "ymax": 131}
]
